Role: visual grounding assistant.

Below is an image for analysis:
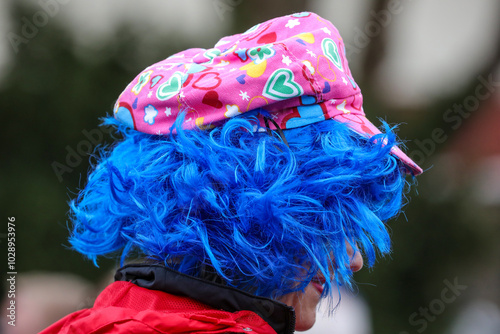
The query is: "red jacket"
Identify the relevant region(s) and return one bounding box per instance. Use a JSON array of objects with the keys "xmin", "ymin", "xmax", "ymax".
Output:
[{"xmin": 40, "ymin": 265, "xmax": 295, "ymax": 334}]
